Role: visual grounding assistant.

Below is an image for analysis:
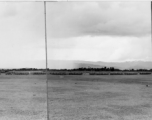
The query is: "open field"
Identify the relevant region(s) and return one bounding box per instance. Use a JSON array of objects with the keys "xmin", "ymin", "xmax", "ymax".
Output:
[
  {"xmin": 0, "ymin": 75, "xmax": 47, "ymax": 120},
  {"xmin": 48, "ymin": 75, "xmax": 152, "ymax": 120}
]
